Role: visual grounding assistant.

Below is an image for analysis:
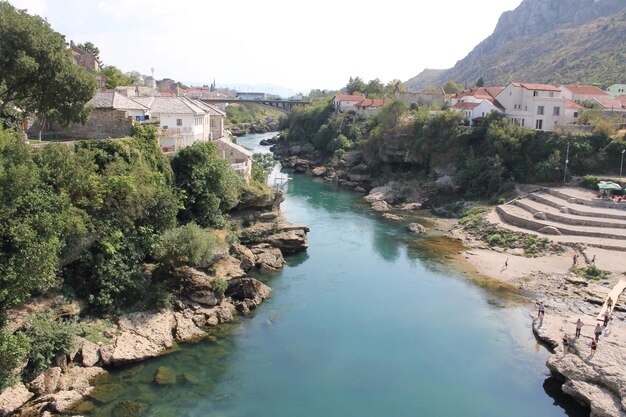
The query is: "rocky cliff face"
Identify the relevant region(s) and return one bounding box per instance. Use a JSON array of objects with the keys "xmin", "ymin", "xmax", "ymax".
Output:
[{"xmin": 406, "ymin": 0, "xmax": 626, "ymax": 90}]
